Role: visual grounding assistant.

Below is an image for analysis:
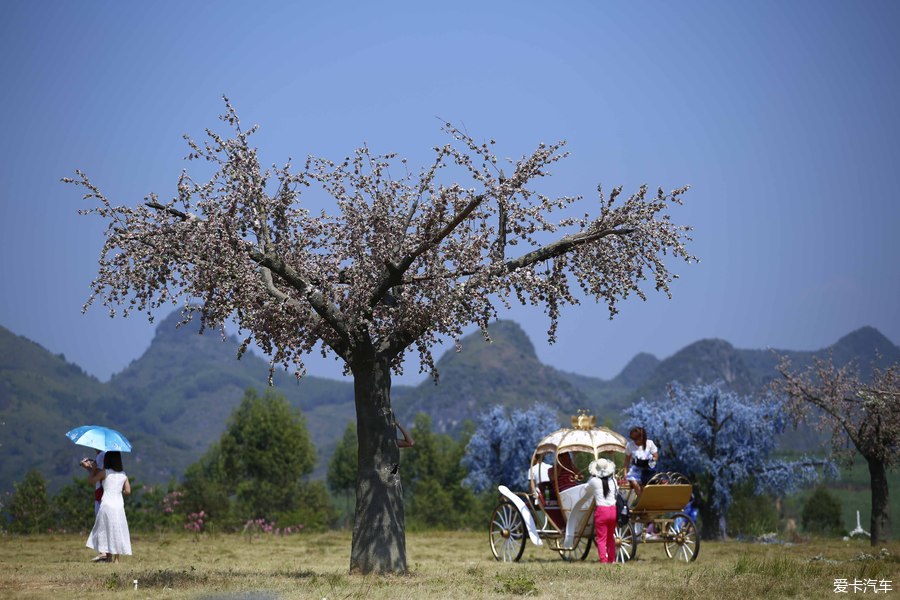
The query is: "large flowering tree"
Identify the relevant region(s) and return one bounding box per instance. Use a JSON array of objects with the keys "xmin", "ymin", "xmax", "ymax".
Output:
[
  {"xmin": 624, "ymin": 383, "xmax": 831, "ymax": 540},
  {"xmin": 66, "ymin": 99, "xmax": 694, "ymax": 573}
]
